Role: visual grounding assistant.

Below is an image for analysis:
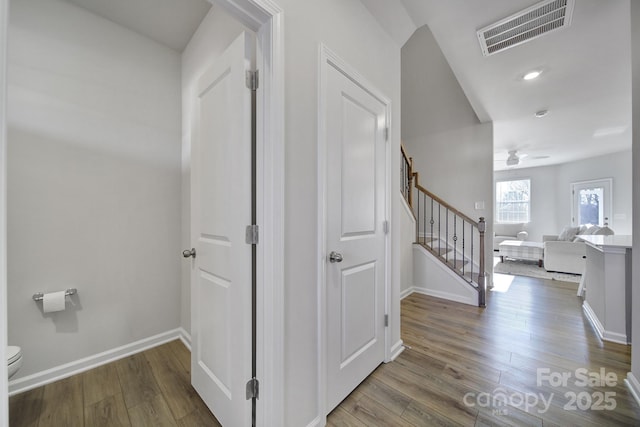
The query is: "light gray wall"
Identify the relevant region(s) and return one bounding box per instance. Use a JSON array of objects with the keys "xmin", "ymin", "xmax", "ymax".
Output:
[
  {"xmin": 402, "ymin": 26, "xmax": 479, "ymax": 141},
  {"xmin": 180, "ymin": 4, "xmax": 251, "ymax": 336},
  {"xmin": 274, "ymin": 0, "xmax": 401, "ymax": 424},
  {"xmin": 631, "ymin": 0, "xmax": 640, "ymax": 391},
  {"xmin": 402, "ymin": 24, "xmax": 494, "ymax": 267},
  {"xmin": 400, "ymin": 196, "xmax": 415, "ymax": 296},
  {"xmin": 556, "ymin": 150, "xmax": 632, "ymax": 235},
  {"xmin": 7, "ymin": 0, "xmax": 182, "ymax": 378},
  {"xmin": 495, "ymin": 150, "xmax": 633, "ymax": 242}
]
